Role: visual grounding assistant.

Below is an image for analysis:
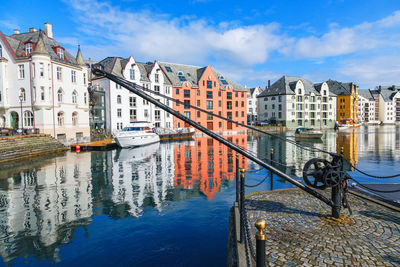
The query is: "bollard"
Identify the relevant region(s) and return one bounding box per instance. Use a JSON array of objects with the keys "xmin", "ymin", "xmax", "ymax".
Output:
[
  {"xmin": 235, "ymin": 154, "xmax": 240, "ymax": 203},
  {"xmin": 269, "ymin": 148, "xmax": 274, "ymax": 191},
  {"xmin": 76, "ymin": 145, "xmax": 81, "ymax": 153},
  {"xmin": 239, "ymin": 168, "xmax": 246, "ymax": 243},
  {"xmin": 255, "ymin": 219, "xmax": 266, "ymax": 267}
]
